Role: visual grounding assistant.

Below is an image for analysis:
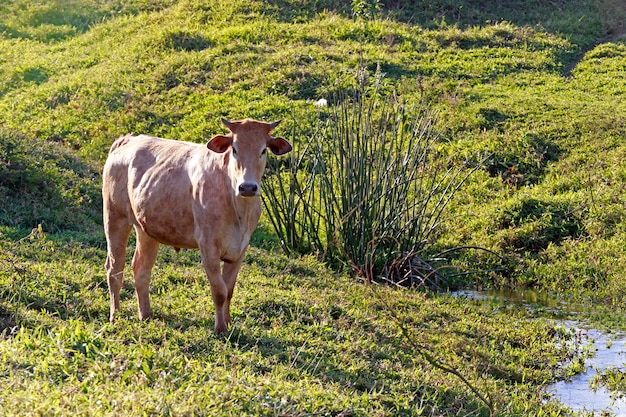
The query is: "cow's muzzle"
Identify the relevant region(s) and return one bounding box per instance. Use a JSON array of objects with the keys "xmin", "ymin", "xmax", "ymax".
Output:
[{"xmin": 238, "ymin": 182, "xmax": 259, "ymax": 197}]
